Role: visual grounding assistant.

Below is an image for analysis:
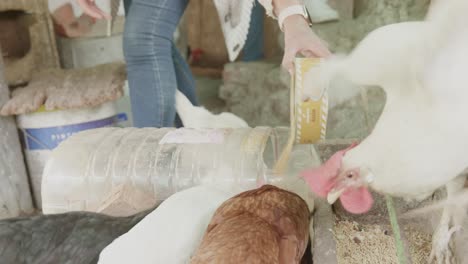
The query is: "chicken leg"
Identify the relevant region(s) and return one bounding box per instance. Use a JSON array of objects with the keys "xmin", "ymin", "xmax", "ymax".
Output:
[{"xmin": 430, "ymin": 175, "xmax": 466, "ymax": 264}]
